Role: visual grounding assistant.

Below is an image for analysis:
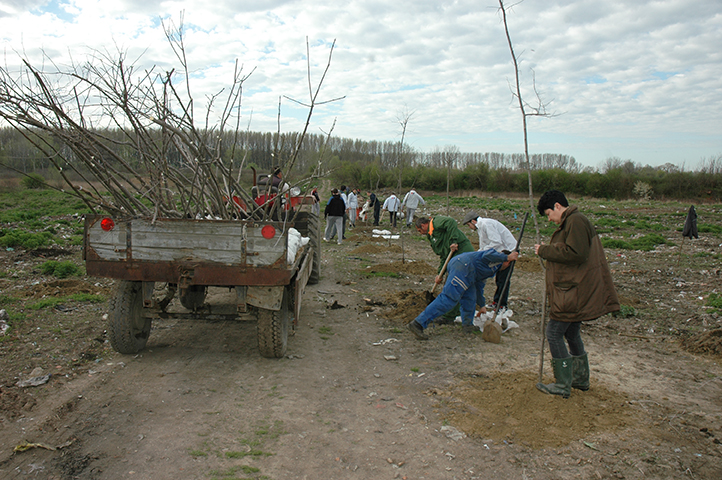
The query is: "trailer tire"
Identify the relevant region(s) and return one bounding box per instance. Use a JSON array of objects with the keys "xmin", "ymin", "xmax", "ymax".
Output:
[
  {"xmin": 108, "ymin": 280, "xmax": 152, "ymax": 354},
  {"xmin": 257, "ymin": 287, "xmax": 290, "ymax": 358},
  {"xmin": 179, "ymin": 285, "xmax": 207, "ymax": 310},
  {"xmin": 293, "ymin": 211, "xmax": 321, "ymax": 284}
]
